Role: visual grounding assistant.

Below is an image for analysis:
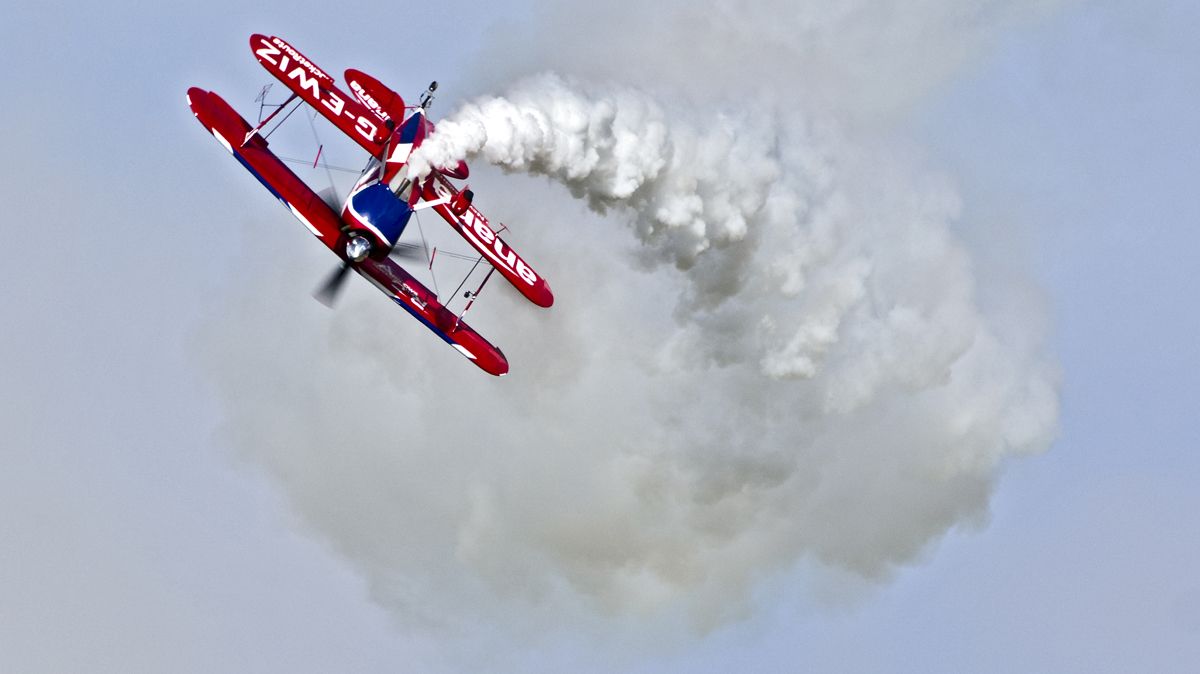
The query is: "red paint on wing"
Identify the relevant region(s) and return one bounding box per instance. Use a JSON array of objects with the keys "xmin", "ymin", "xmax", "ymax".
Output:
[
  {"xmin": 422, "ymin": 174, "xmax": 554, "ymax": 308},
  {"xmin": 249, "ymin": 34, "xmax": 389, "ymax": 155}
]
